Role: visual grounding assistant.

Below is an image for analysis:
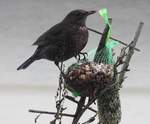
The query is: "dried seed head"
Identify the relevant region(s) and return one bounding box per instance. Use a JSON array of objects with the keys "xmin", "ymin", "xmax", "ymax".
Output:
[{"xmin": 79, "ymin": 74, "xmax": 86, "ymax": 80}]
